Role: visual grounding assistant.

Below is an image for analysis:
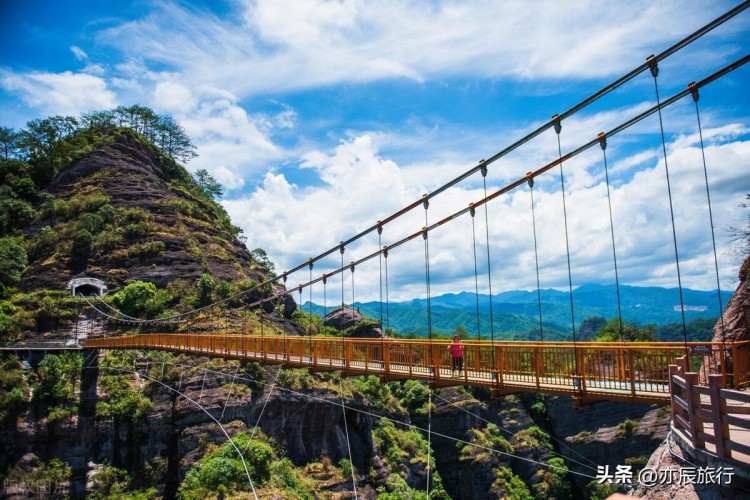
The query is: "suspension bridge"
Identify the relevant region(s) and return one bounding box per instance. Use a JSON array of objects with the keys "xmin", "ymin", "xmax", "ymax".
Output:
[
  {"xmin": 75, "ymin": 3, "xmax": 750, "ymax": 413},
  {"xmin": 0, "ymin": 6, "xmax": 745, "ymax": 495}
]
